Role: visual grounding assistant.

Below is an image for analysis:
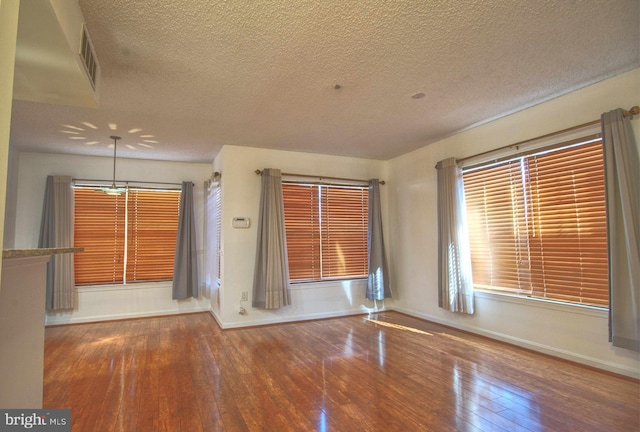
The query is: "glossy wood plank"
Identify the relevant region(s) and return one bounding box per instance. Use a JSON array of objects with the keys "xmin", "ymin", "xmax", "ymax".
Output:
[{"xmin": 43, "ymin": 312, "xmax": 639, "ymax": 432}]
